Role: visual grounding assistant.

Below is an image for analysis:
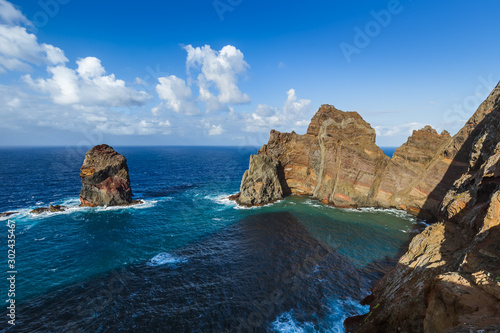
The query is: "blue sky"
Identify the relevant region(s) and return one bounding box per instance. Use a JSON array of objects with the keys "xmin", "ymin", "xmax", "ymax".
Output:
[{"xmin": 0, "ymin": 0, "xmax": 499, "ymax": 147}]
